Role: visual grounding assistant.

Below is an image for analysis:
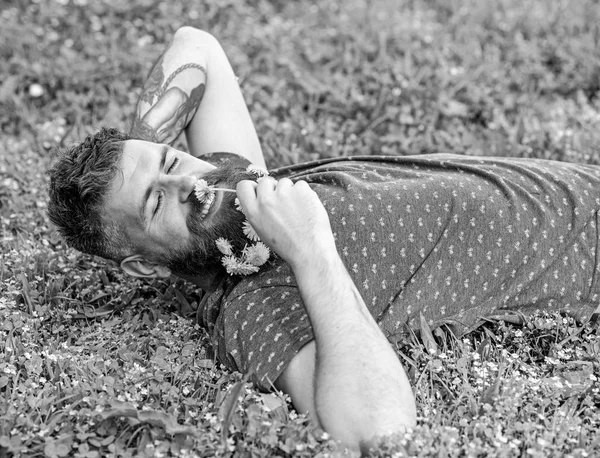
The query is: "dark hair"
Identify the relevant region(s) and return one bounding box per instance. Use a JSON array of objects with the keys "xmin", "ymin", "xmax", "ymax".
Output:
[{"xmin": 47, "ymin": 127, "xmax": 133, "ymax": 262}]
